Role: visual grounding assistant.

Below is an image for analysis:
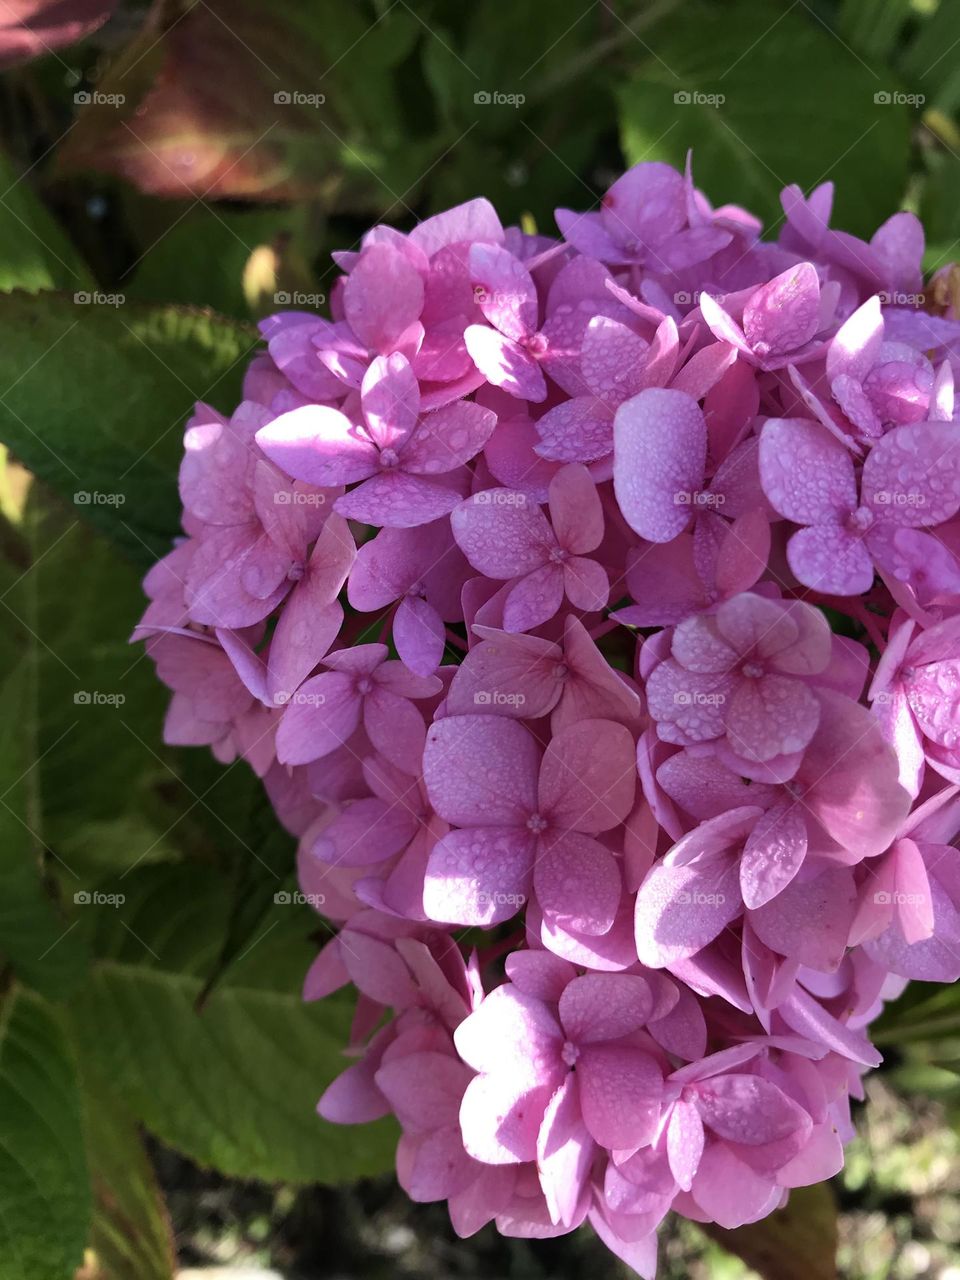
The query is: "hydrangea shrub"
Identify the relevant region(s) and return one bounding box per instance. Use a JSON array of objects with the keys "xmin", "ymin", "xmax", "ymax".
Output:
[{"xmin": 136, "ymin": 155, "xmax": 960, "ymax": 1276}]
